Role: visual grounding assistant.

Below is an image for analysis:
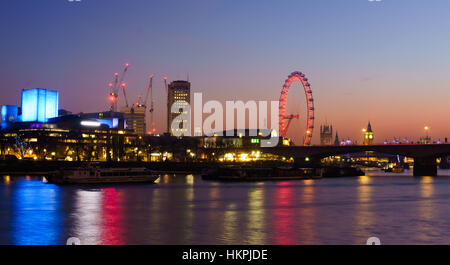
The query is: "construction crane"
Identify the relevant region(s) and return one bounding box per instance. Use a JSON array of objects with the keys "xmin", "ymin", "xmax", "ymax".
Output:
[
  {"xmin": 163, "ymin": 75, "xmax": 168, "ymax": 96},
  {"xmin": 128, "ymin": 75, "xmax": 154, "ymax": 134},
  {"xmin": 108, "ymin": 63, "xmax": 130, "ymax": 112},
  {"xmin": 163, "ymin": 75, "xmax": 169, "ymax": 134},
  {"xmin": 108, "ymin": 72, "xmax": 119, "ymax": 112},
  {"xmin": 134, "ymin": 75, "xmax": 155, "ymax": 133},
  {"xmin": 121, "ymin": 82, "xmax": 129, "ymax": 108},
  {"xmin": 144, "ymin": 75, "xmax": 155, "ymax": 134}
]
